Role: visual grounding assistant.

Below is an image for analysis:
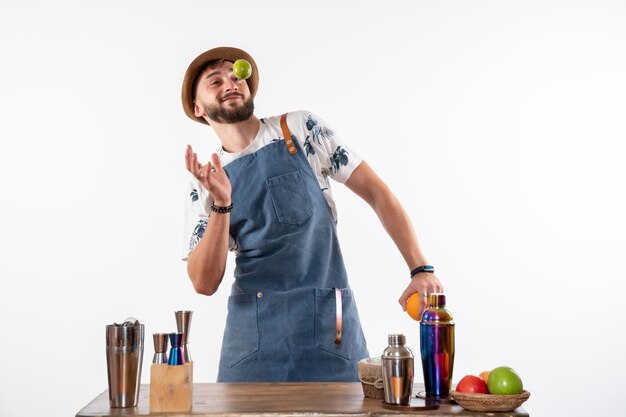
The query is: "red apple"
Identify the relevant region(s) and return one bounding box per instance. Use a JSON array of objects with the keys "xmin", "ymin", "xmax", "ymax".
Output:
[{"xmin": 456, "ymin": 375, "xmax": 488, "ymax": 394}]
